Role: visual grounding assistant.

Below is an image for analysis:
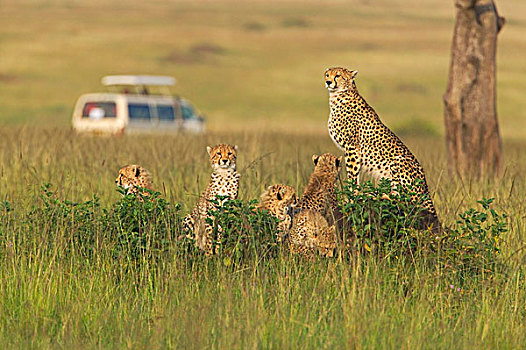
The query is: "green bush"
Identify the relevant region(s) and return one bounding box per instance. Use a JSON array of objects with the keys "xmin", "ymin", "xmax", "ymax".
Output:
[
  {"xmin": 338, "ymin": 179, "xmax": 432, "ymax": 255},
  {"xmin": 21, "ymin": 185, "xmax": 184, "ymax": 265},
  {"xmin": 26, "ymin": 183, "xmax": 103, "ymax": 258},
  {"xmin": 440, "ymin": 198, "xmax": 507, "ymax": 280},
  {"xmin": 338, "ymin": 180, "xmax": 507, "ymax": 279},
  {"xmin": 205, "ymin": 196, "xmax": 280, "ymax": 266},
  {"xmin": 14, "ymin": 182, "xmax": 508, "ymax": 280},
  {"xmin": 105, "ymin": 188, "xmax": 183, "ymax": 263}
]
